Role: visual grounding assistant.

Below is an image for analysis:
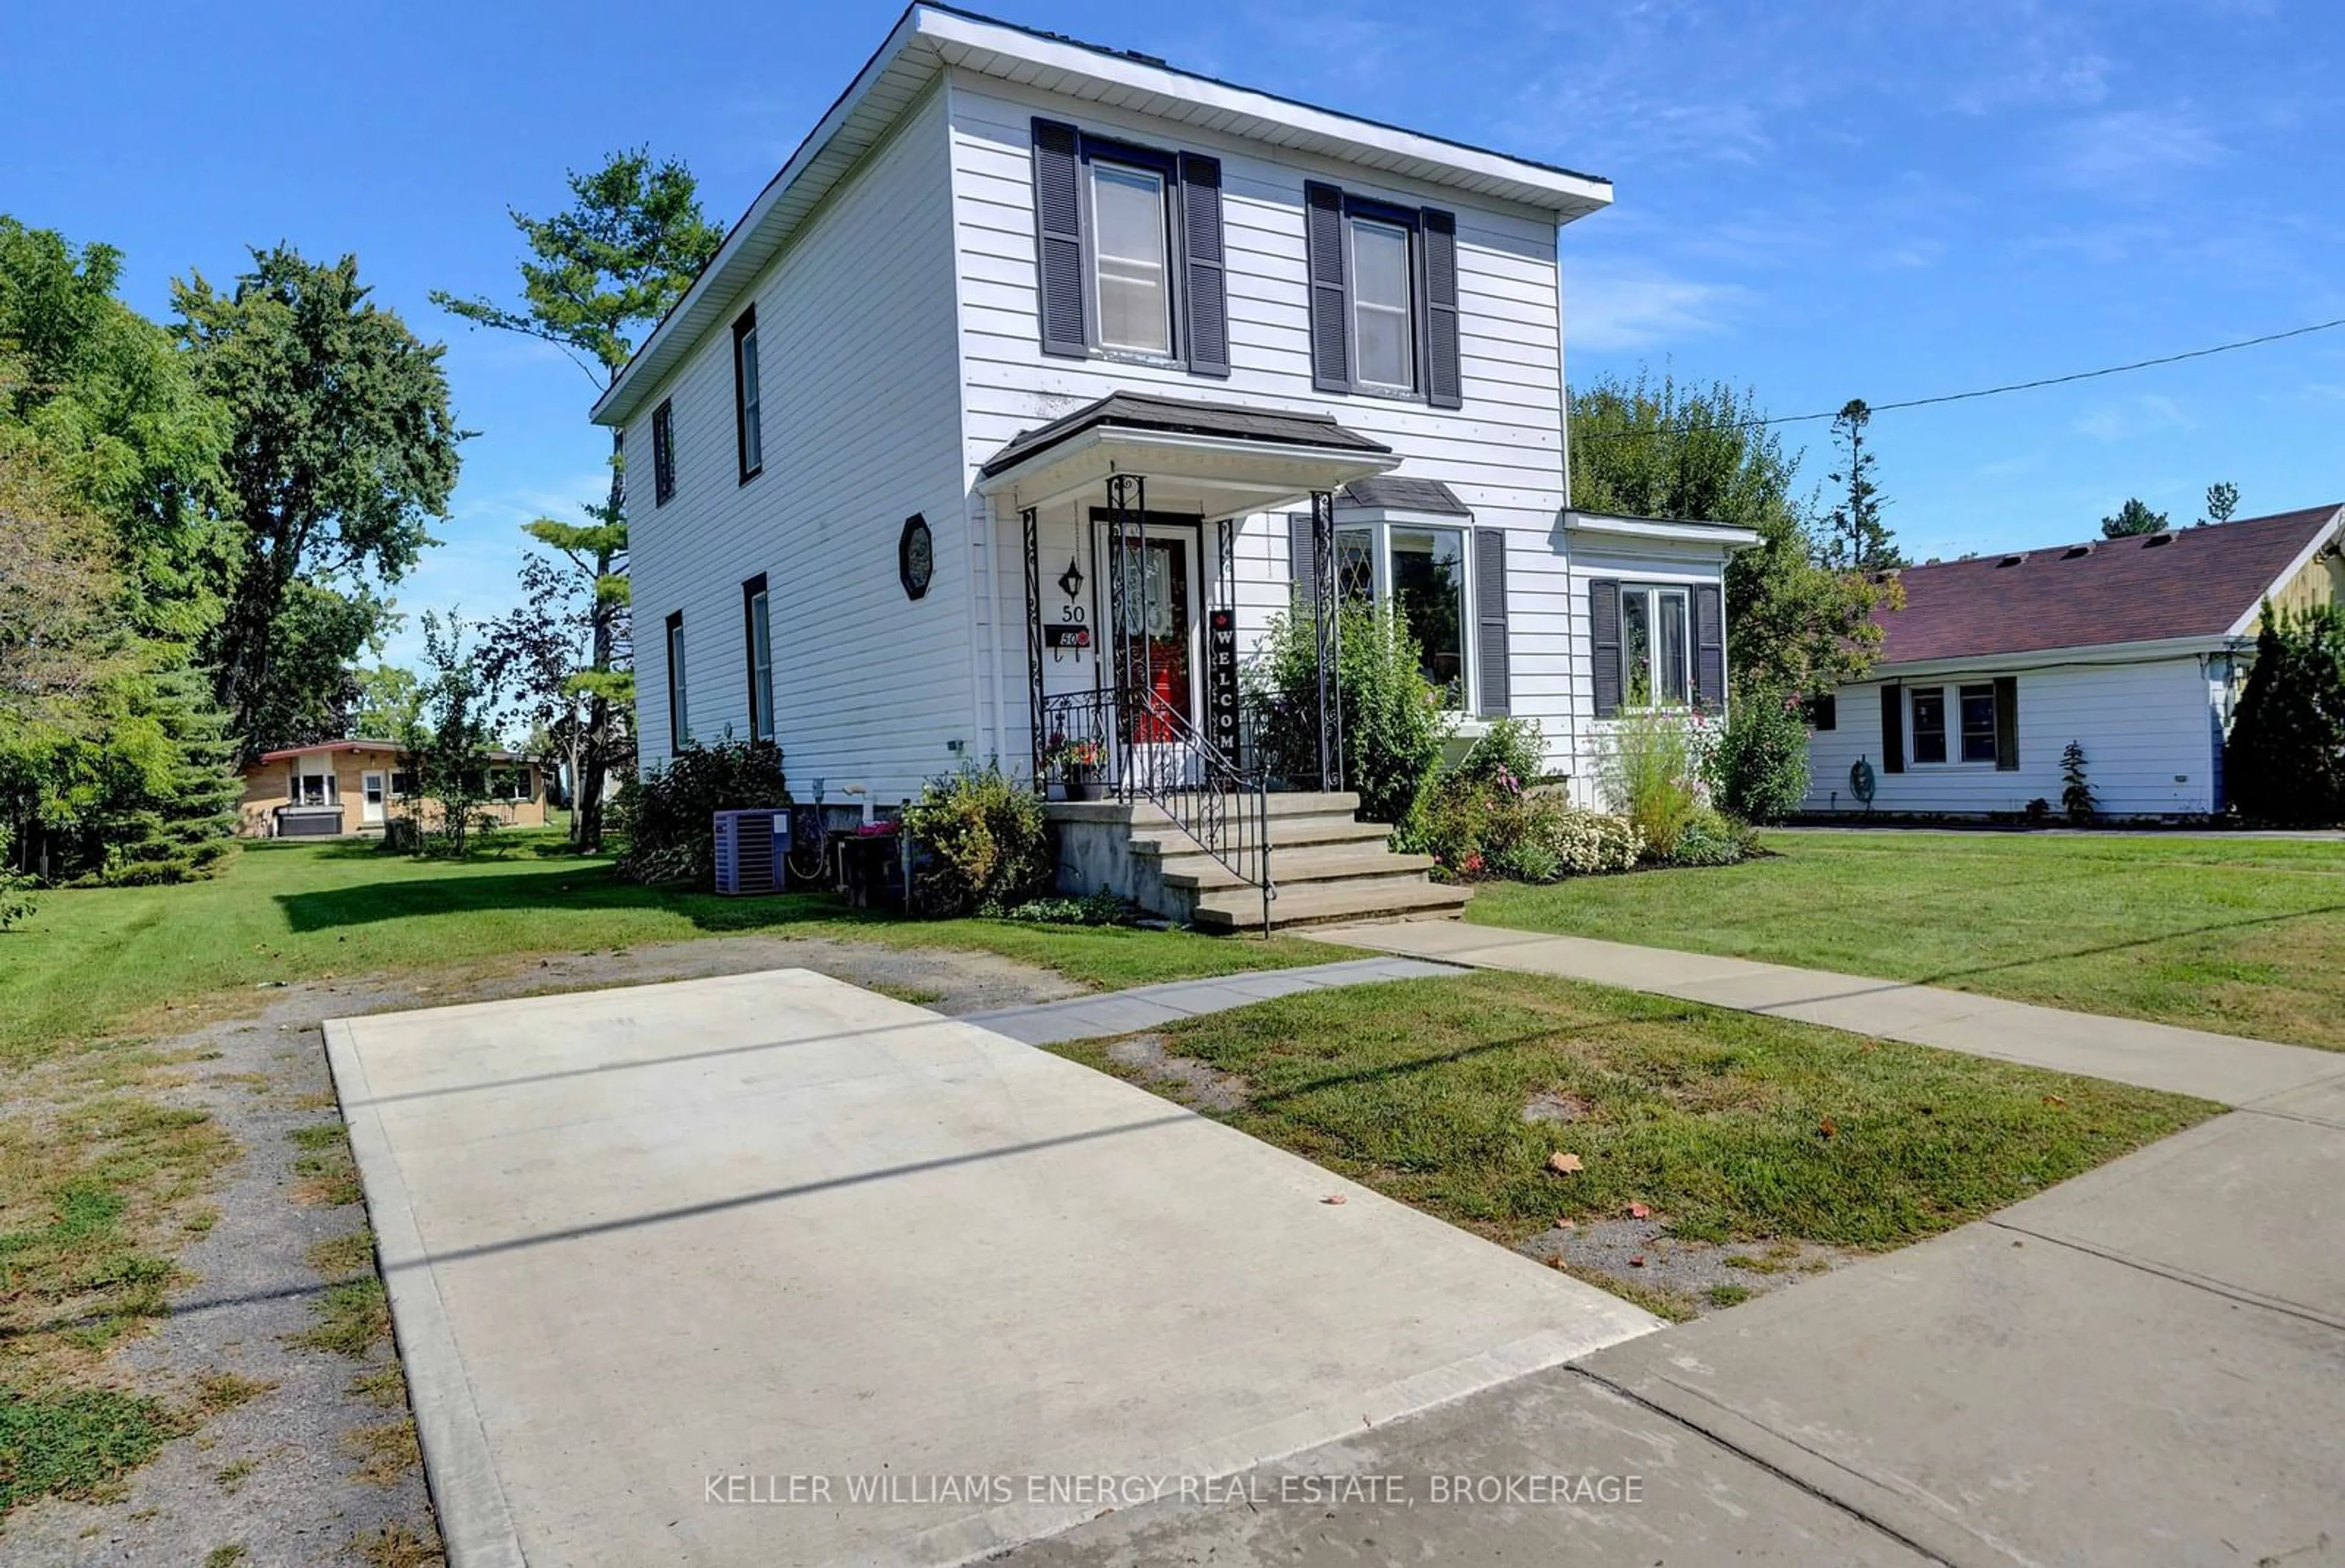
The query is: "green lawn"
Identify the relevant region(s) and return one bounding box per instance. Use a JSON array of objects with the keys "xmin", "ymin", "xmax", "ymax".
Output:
[
  {"xmin": 1055, "ymin": 971, "xmax": 2212, "ymax": 1256},
  {"xmin": 1470, "ymin": 830, "xmax": 2345, "ymax": 1051},
  {"xmin": 0, "ymin": 835, "xmax": 1334, "ymax": 1064}
]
